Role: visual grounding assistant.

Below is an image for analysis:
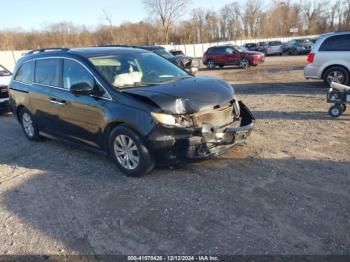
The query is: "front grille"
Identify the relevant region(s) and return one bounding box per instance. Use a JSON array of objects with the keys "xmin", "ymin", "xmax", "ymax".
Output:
[{"xmin": 192, "ymin": 103, "xmax": 234, "ymax": 128}]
